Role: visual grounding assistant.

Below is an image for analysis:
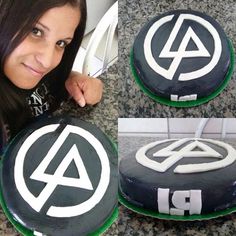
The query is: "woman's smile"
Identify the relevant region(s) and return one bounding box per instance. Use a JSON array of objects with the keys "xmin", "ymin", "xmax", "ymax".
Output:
[{"xmin": 22, "ymin": 63, "xmax": 46, "ymax": 78}]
